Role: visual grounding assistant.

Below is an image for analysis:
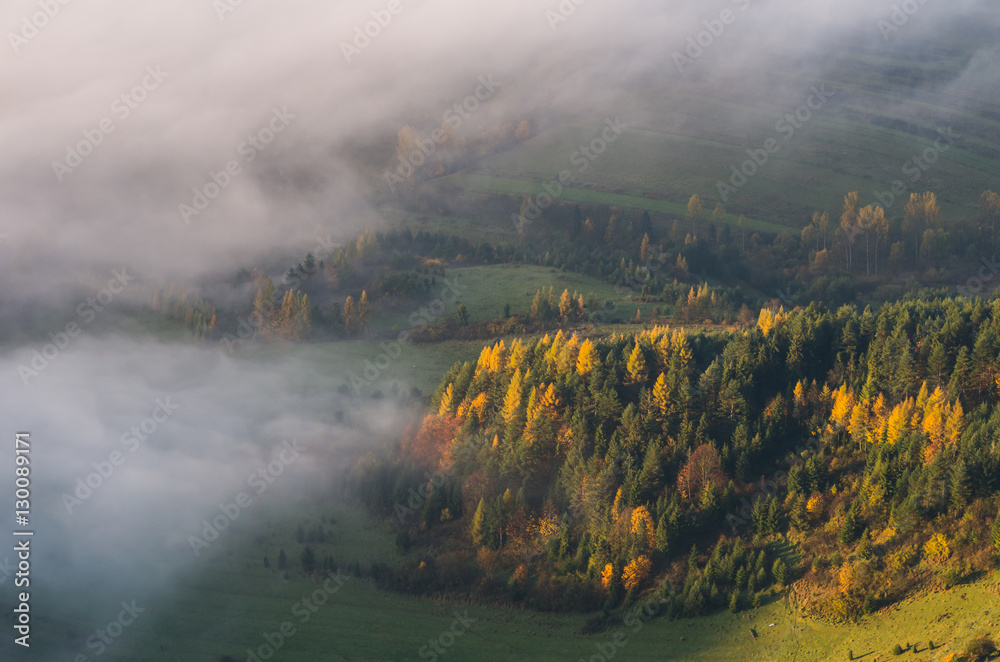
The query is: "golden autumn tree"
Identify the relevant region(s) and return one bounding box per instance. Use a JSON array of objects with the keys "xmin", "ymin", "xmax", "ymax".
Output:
[
  {"xmin": 626, "ymin": 342, "xmax": 648, "ymax": 385},
  {"xmin": 623, "ymin": 555, "xmax": 652, "ymax": 590},
  {"xmin": 576, "ymin": 339, "xmax": 597, "ymax": 377},
  {"xmin": 343, "ymin": 295, "xmax": 356, "ymax": 335},
  {"xmin": 601, "ymin": 563, "xmax": 616, "ymax": 590},
  {"xmin": 652, "ymin": 373, "xmax": 670, "ymax": 424},
  {"xmin": 558, "ymin": 289, "xmax": 574, "ymax": 320},
  {"xmin": 358, "ymin": 290, "xmax": 370, "ymax": 333},
  {"xmin": 438, "ymin": 383, "xmax": 455, "ymax": 416},
  {"xmin": 758, "ymin": 308, "xmax": 776, "ymax": 336},
  {"xmin": 631, "ymin": 506, "xmax": 655, "ymax": 551},
  {"xmin": 921, "ymin": 386, "xmax": 947, "ymax": 462},
  {"xmin": 830, "ymin": 384, "xmax": 855, "ymax": 429},
  {"xmin": 502, "ymin": 369, "xmax": 525, "ymax": 427},
  {"xmin": 793, "ymin": 380, "xmax": 806, "ymax": 409},
  {"xmin": 885, "ymin": 398, "xmax": 914, "ymax": 445}
]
